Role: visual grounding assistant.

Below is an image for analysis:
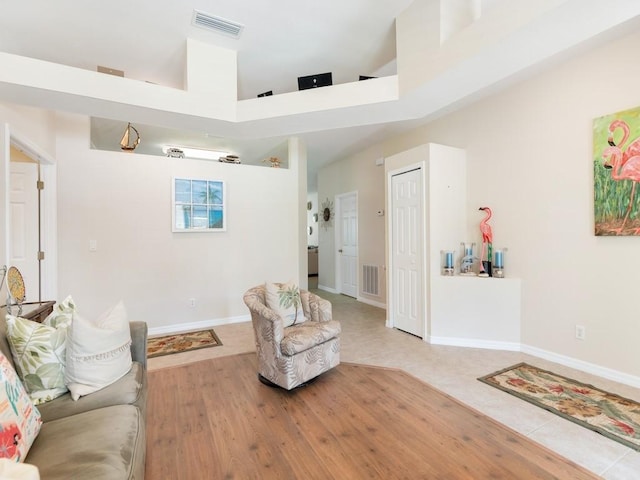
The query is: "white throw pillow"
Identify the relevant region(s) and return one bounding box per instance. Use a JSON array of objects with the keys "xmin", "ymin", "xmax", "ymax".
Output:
[
  {"xmin": 0, "ymin": 459, "xmax": 40, "ymax": 479},
  {"xmin": 64, "ymin": 301, "xmax": 132, "ymax": 401},
  {"xmin": 265, "ymin": 281, "xmax": 306, "ymax": 327}
]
